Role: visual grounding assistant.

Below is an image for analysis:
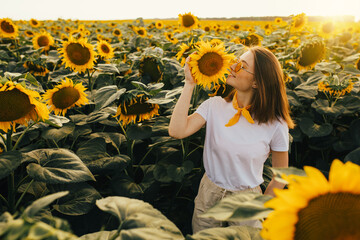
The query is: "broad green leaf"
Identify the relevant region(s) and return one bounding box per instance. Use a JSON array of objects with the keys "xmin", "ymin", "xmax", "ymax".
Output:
[
  {"xmin": 299, "ymin": 118, "xmax": 333, "ymax": 138},
  {"xmin": 201, "ymin": 192, "xmax": 272, "ymax": 222},
  {"xmin": 94, "ymin": 85, "xmax": 126, "ymax": 110},
  {"xmin": 86, "ymin": 109, "xmax": 111, "ymax": 124},
  {"xmin": 22, "ymin": 191, "xmax": 69, "ymax": 219},
  {"xmin": 50, "ymin": 183, "xmax": 102, "ymax": 216},
  {"xmin": 350, "ymin": 119, "xmax": 360, "ymax": 146},
  {"xmin": 153, "ymin": 164, "xmax": 172, "ymax": 183},
  {"xmin": 311, "ymin": 99, "xmax": 345, "ymax": 117},
  {"xmin": 76, "ymin": 138, "xmax": 107, "ymax": 162},
  {"xmin": 294, "ymin": 85, "xmax": 318, "ymax": 100},
  {"xmin": 96, "ymin": 196, "xmax": 183, "ymax": 240},
  {"xmin": 186, "ymin": 225, "xmax": 263, "ymax": 240},
  {"xmin": 25, "ymin": 148, "xmax": 95, "ymax": 183},
  {"xmin": 89, "ymin": 132, "xmax": 126, "ymax": 151},
  {"xmin": 80, "ymin": 230, "xmax": 119, "ymax": 240},
  {"xmin": 146, "ymin": 97, "xmax": 174, "ymax": 105},
  {"xmin": 41, "ymin": 123, "xmax": 75, "ymax": 142},
  {"xmin": 271, "ymin": 167, "xmax": 306, "ymax": 184},
  {"xmin": 344, "ymin": 147, "xmax": 360, "ymax": 165},
  {"xmin": 85, "ymin": 155, "xmax": 130, "ymax": 174},
  {"xmin": 95, "ymin": 63, "xmax": 120, "ymax": 74},
  {"xmin": 167, "ymin": 161, "xmax": 194, "ymax": 182},
  {"xmin": 0, "ymin": 219, "xmax": 31, "ymax": 240},
  {"xmin": 0, "ymin": 151, "xmax": 22, "ymax": 180},
  {"xmin": 18, "ymin": 181, "xmax": 47, "ymax": 199},
  {"xmin": 27, "ymin": 221, "xmax": 79, "ymax": 240},
  {"xmin": 126, "ymin": 124, "xmax": 152, "ymax": 140}
]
